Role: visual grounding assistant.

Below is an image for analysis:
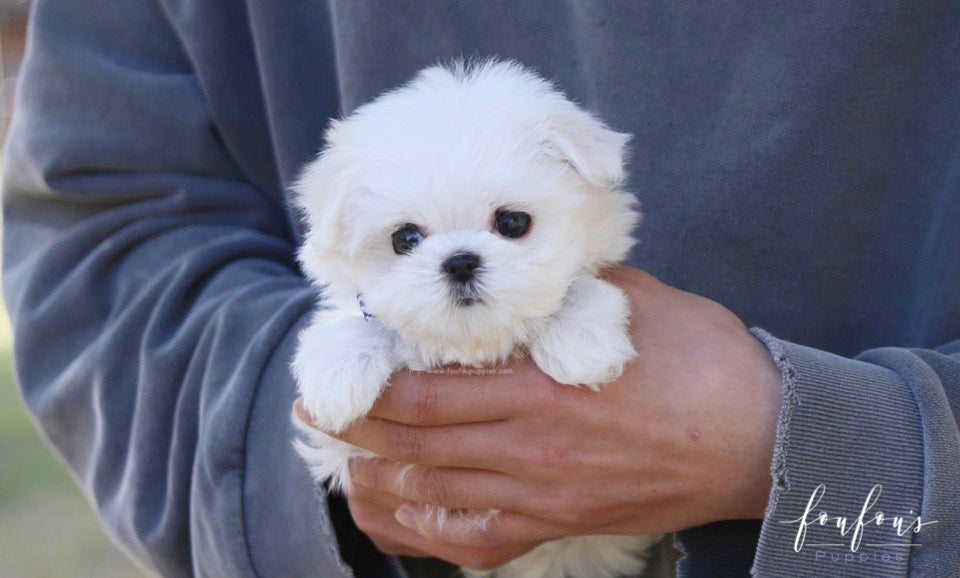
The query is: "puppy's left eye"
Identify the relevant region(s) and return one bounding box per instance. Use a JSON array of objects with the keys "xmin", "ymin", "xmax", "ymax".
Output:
[
  {"xmin": 494, "ymin": 209, "xmax": 531, "ymax": 239},
  {"xmin": 392, "ymin": 223, "xmax": 424, "ymax": 255}
]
